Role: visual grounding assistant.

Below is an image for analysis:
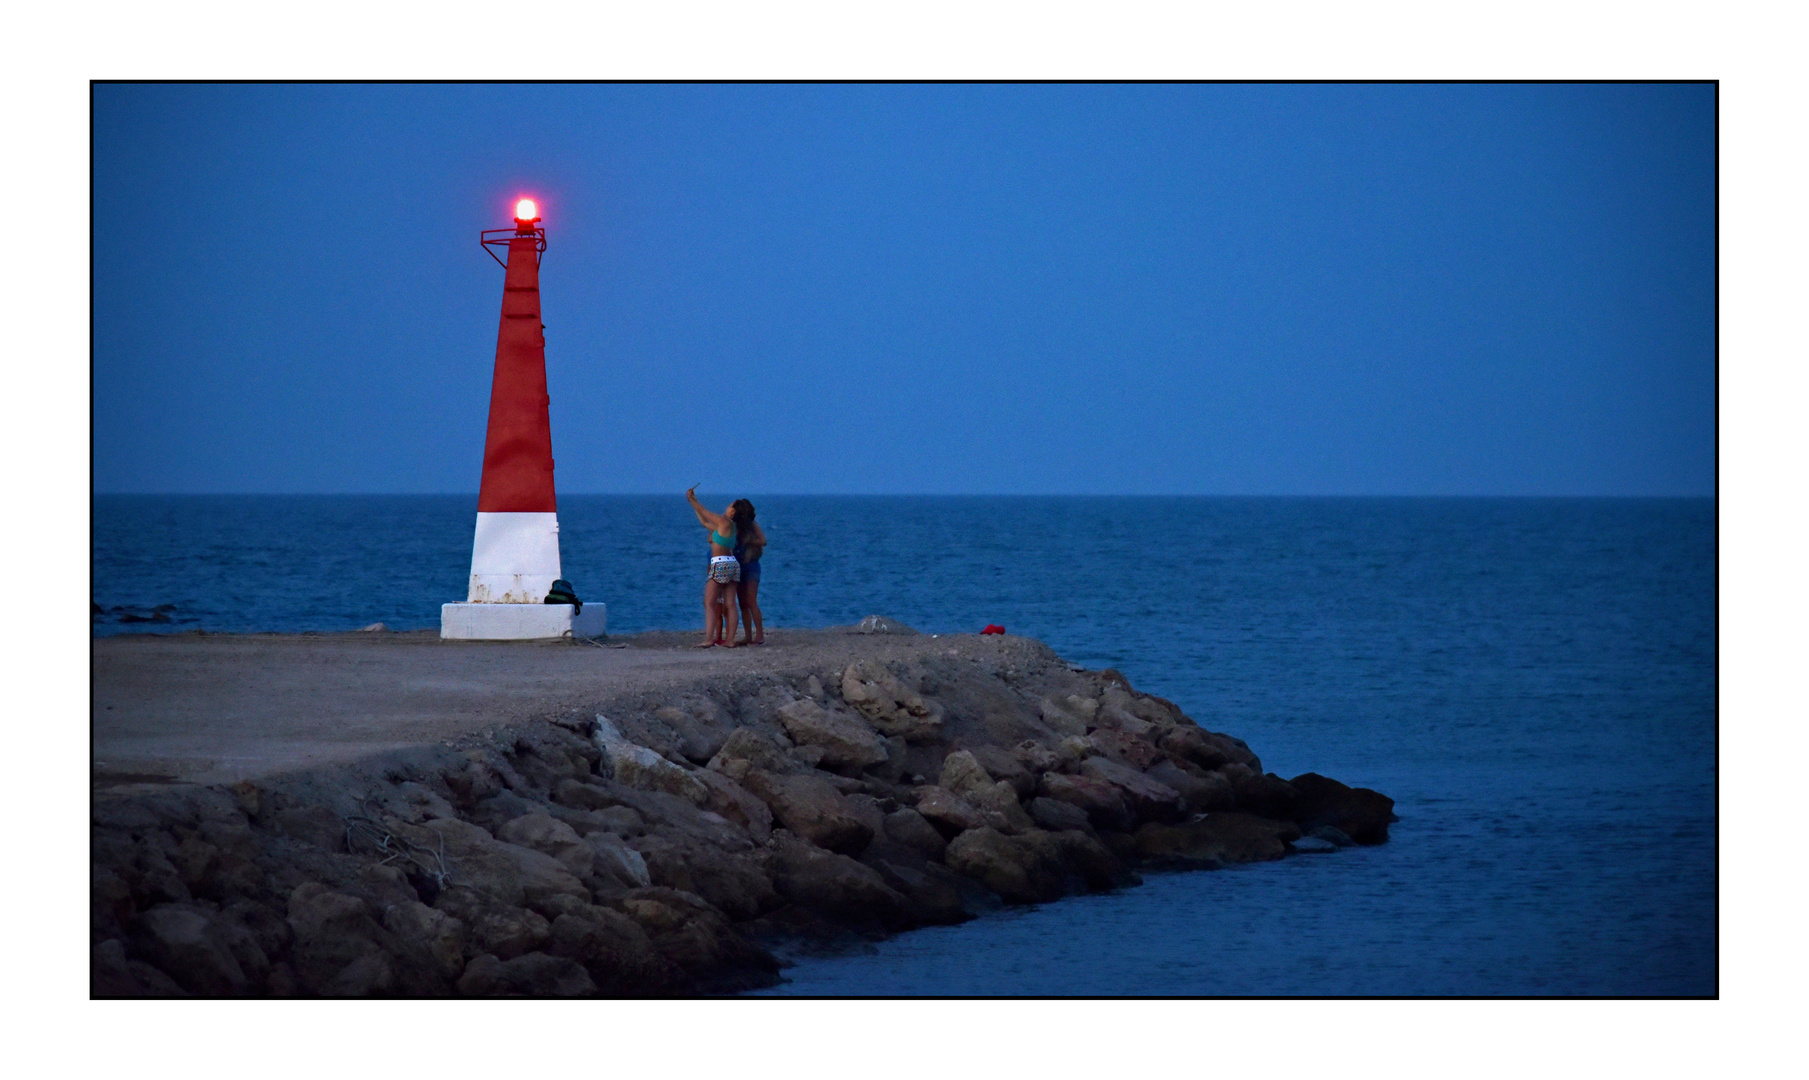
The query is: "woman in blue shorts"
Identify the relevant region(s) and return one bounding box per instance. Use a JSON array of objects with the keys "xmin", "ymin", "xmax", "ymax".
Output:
[{"xmin": 730, "ymin": 498, "xmax": 767, "ymax": 645}]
